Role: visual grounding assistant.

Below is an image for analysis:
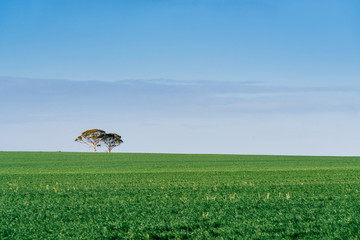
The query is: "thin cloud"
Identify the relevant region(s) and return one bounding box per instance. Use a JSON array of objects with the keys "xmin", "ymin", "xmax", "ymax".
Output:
[{"xmin": 1, "ymin": 76, "xmax": 359, "ymax": 125}]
